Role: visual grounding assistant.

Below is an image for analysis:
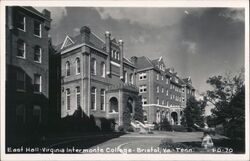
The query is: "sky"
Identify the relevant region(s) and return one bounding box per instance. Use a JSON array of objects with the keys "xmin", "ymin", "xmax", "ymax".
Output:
[{"xmin": 39, "ymin": 7, "xmax": 245, "ymax": 95}]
